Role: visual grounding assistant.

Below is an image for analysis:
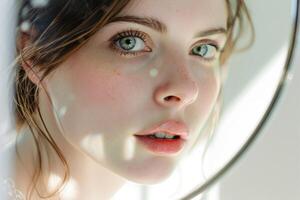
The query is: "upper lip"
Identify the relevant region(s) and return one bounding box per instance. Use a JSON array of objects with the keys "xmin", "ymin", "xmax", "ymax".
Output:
[{"xmin": 134, "ymin": 120, "xmax": 189, "ymax": 140}]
